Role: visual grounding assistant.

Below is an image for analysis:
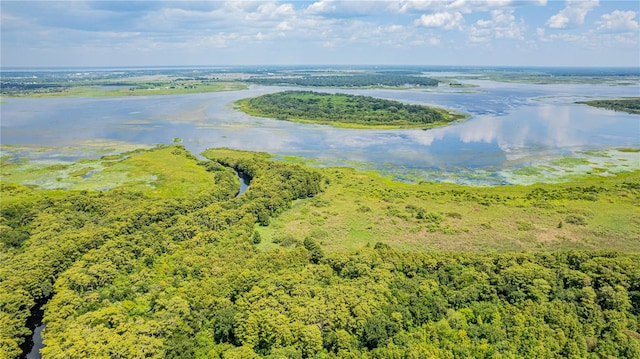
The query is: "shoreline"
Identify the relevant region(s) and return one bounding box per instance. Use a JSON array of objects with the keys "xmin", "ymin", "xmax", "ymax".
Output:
[{"xmin": 2, "ymin": 144, "xmax": 638, "ymax": 191}]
